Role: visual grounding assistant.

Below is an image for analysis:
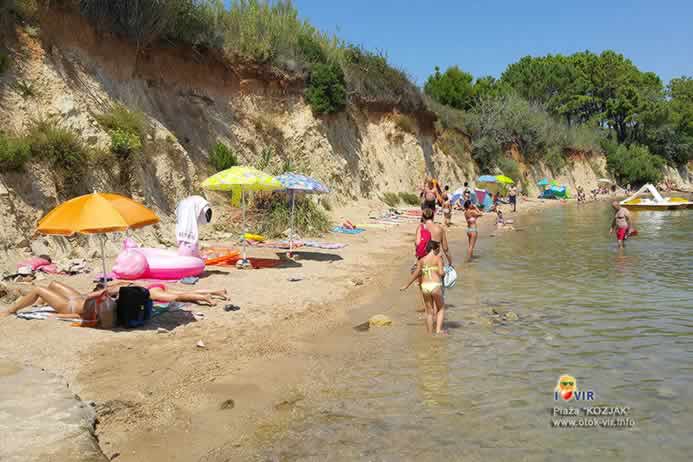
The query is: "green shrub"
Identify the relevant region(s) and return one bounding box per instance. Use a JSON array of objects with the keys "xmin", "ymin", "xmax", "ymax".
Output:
[
  {"xmin": 110, "ymin": 128, "xmax": 142, "ymax": 156},
  {"xmin": 14, "ymin": 80, "xmax": 36, "ymax": 98},
  {"xmin": 254, "ymin": 193, "xmax": 332, "ymax": 238},
  {"xmin": 297, "ymin": 33, "xmax": 327, "ymax": 64},
  {"xmin": 424, "ymin": 66, "xmax": 475, "ymax": 110},
  {"xmin": 96, "ymin": 104, "xmax": 146, "ymax": 157},
  {"xmin": 305, "ymin": 62, "xmax": 347, "ymax": 114},
  {"xmin": 399, "ymin": 192, "xmax": 420, "ymax": 206},
  {"xmin": 604, "ymin": 142, "xmax": 663, "ymax": 186},
  {"xmin": 466, "ymin": 93, "xmax": 603, "ymax": 170},
  {"xmin": 26, "ymin": 120, "xmax": 86, "ymax": 167},
  {"xmin": 25, "ymin": 119, "xmax": 89, "ymax": 194},
  {"xmin": 210, "ymin": 142, "xmax": 237, "ymax": 171},
  {"xmin": 95, "ymin": 104, "xmax": 146, "ymax": 138},
  {"xmin": 381, "ymin": 192, "xmax": 400, "ymax": 207},
  {"xmin": 341, "ymin": 45, "xmax": 425, "ymax": 113},
  {"xmin": 0, "ymin": 132, "xmax": 30, "ymax": 170}
]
